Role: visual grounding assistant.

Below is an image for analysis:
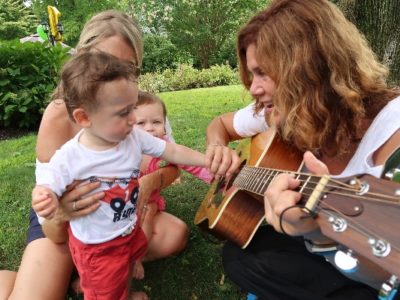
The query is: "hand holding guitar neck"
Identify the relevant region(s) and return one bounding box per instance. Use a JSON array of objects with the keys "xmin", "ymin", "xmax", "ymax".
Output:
[{"xmin": 265, "ymin": 151, "xmax": 330, "ymax": 237}]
